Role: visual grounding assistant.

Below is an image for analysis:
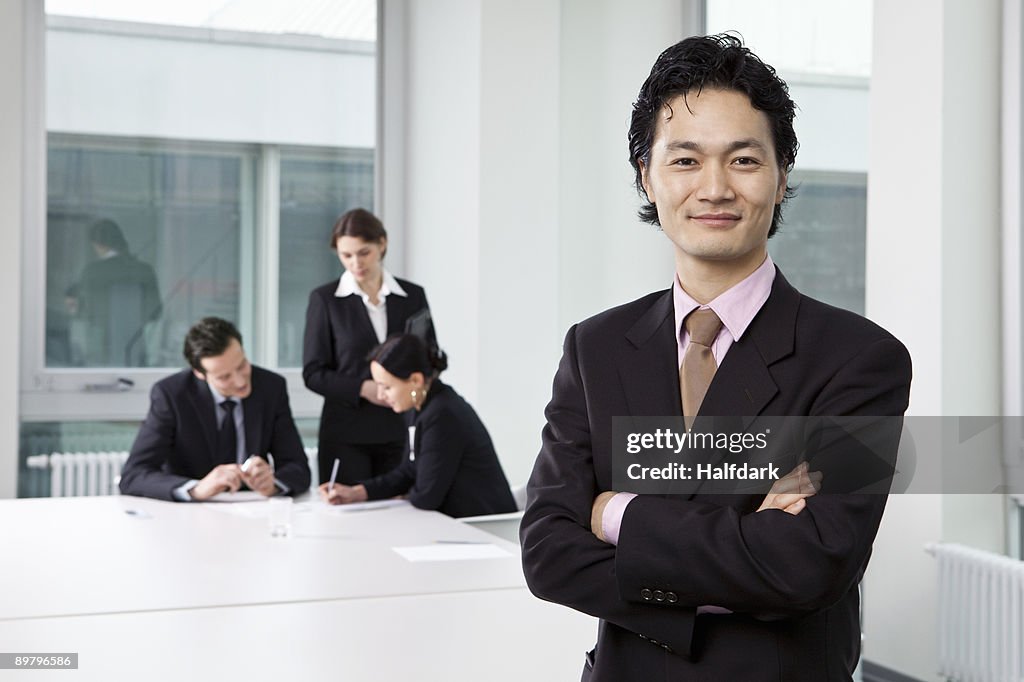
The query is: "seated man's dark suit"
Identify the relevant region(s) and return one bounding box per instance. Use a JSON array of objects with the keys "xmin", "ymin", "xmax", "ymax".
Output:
[
  {"xmin": 520, "ymin": 271, "xmax": 912, "ymax": 681},
  {"xmin": 120, "ymin": 366, "xmax": 311, "ymax": 501}
]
